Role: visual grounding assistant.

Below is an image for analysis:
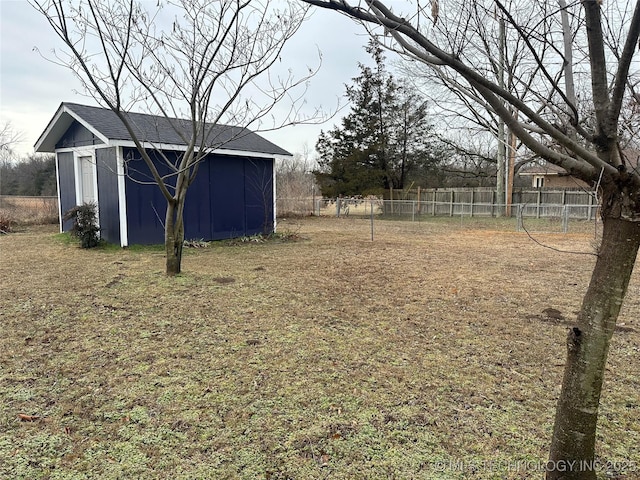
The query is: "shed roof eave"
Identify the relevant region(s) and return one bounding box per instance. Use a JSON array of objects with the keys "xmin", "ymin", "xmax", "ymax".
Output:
[
  {"xmin": 35, "ymin": 103, "xmax": 111, "ymax": 153},
  {"xmin": 34, "ymin": 103, "xmax": 68, "ymax": 153},
  {"xmin": 109, "ymin": 139, "xmax": 294, "ymax": 158}
]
